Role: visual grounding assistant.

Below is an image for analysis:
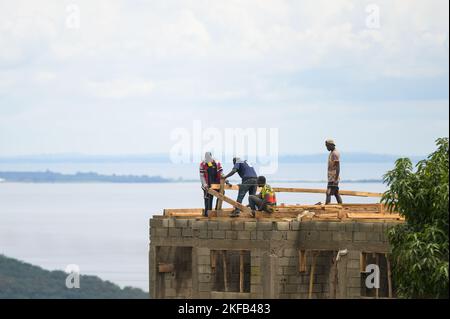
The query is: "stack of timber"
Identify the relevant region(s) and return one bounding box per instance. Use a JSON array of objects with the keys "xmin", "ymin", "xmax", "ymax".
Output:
[{"xmin": 161, "ymin": 184, "xmax": 403, "ymax": 221}]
